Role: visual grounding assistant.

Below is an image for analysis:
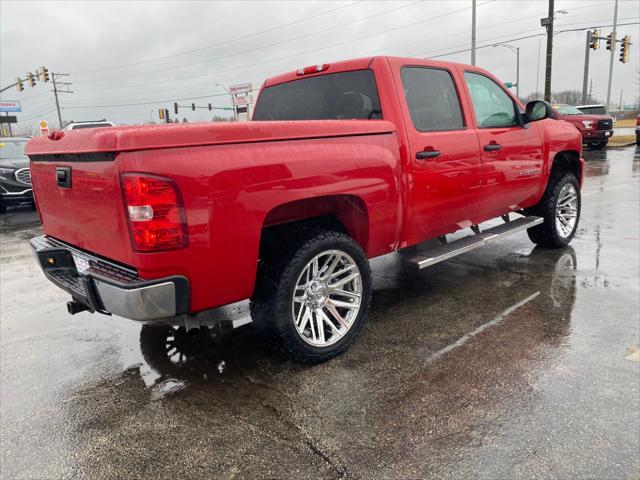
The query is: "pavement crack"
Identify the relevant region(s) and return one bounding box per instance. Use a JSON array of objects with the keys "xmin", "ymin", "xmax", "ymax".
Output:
[{"xmin": 258, "ymin": 399, "xmax": 349, "ymax": 479}]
